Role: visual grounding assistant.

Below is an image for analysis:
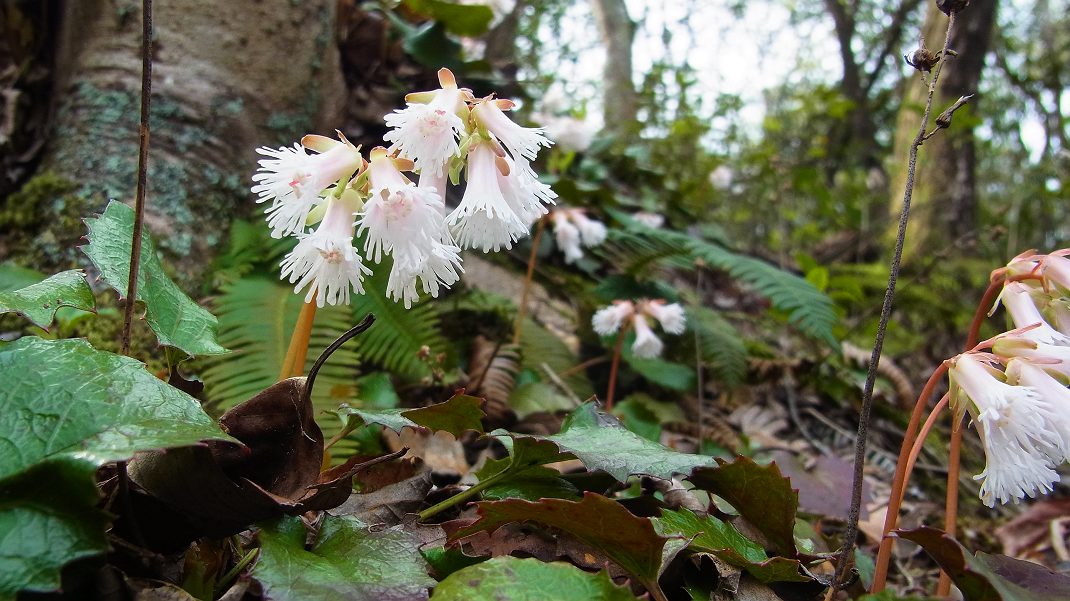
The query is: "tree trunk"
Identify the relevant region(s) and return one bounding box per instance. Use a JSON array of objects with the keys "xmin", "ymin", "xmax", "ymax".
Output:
[
  {"xmin": 590, "ymin": 0, "xmax": 637, "ymax": 137},
  {"xmin": 10, "ymin": 0, "xmax": 345, "ymax": 279},
  {"xmin": 887, "ymin": 0, "xmax": 997, "ymax": 261}
]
